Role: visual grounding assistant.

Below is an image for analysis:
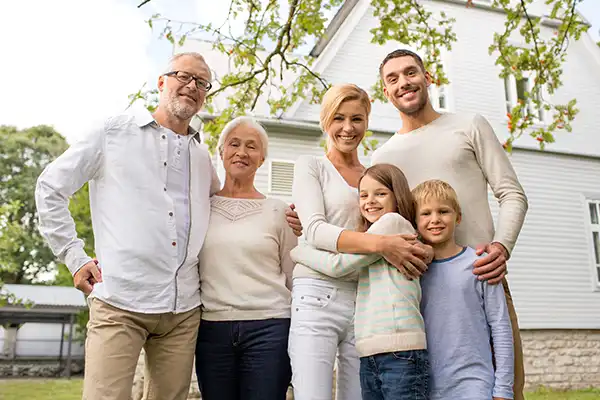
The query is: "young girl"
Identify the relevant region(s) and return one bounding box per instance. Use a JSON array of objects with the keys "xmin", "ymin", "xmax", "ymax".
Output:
[{"xmin": 290, "ymin": 163, "xmax": 430, "ymax": 400}]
